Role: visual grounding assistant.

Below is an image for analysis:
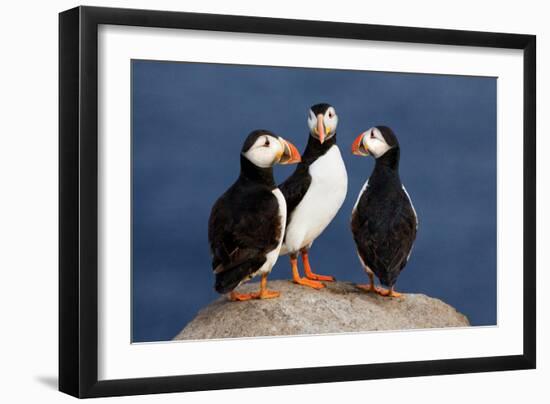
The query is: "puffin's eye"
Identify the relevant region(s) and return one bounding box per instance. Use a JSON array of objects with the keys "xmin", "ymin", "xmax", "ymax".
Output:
[
  {"xmin": 328, "ymin": 111, "xmax": 334, "ymax": 118},
  {"xmin": 264, "ymin": 138, "xmax": 270, "ymax": 147},
  {"xmin": 370, "ymin": 132, "xmax": 375, "ymax": 139}
]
